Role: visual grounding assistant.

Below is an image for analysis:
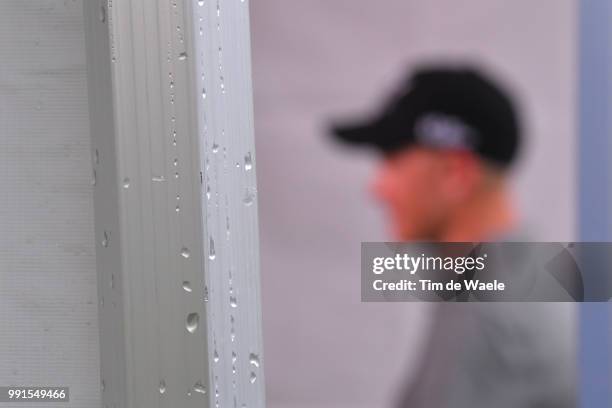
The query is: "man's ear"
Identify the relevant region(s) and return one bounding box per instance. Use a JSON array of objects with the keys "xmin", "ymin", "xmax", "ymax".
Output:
[{"xmin": 439, "ymin": 150, "xmax": 481, "ymax": 202}]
